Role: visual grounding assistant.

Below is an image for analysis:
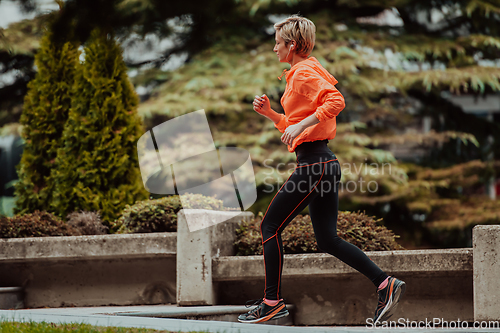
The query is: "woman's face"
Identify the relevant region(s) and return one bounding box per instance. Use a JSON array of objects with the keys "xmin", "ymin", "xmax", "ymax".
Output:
[{"xmin": 273, "ymin": 31, "xmax": 292, "ymax": 63}]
